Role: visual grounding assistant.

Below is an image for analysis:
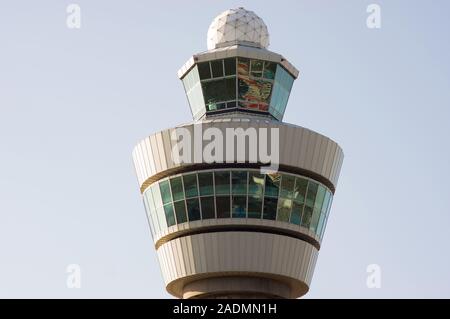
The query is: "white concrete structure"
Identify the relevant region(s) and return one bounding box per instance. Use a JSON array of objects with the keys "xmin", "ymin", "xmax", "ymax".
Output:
[{"xmin": 133, "ymin": 8, "xmax": 343, "ymax": 299}]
